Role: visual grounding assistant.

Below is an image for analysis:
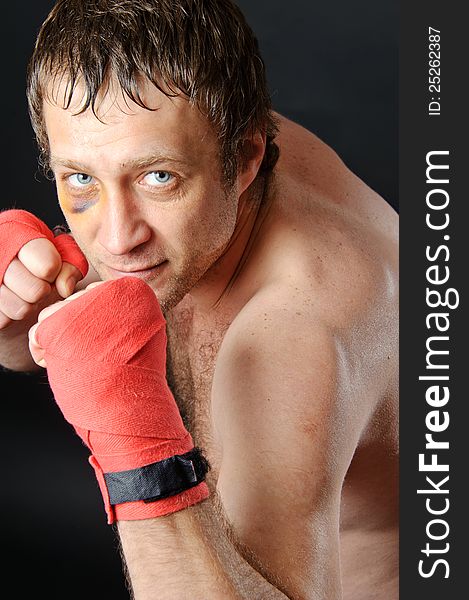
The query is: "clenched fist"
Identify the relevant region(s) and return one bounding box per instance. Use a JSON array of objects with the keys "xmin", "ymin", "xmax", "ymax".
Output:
[
  {"xmin": 28, "ymin": 277, "xmax": 210, "ymax": 524},
  {"xmin": 0, "ymin": 209, "xmax": 88, "ymax": 330}
]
